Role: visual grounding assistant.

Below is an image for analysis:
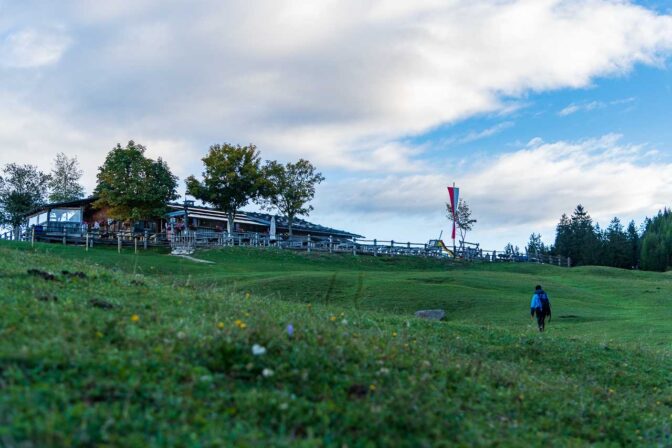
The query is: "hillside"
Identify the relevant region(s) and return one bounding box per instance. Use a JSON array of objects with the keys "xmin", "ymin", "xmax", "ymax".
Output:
[{"xmin": 1, "ymin": 242, "xmax": 671, "ymax": 446}]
